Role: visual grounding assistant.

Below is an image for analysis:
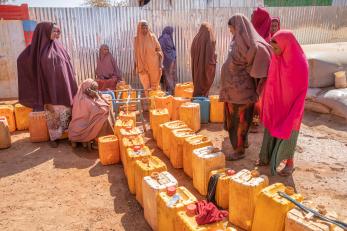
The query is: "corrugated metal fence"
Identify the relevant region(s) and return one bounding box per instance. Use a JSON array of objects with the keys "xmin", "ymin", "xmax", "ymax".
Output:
[{"xmin": 29, "ymin": 6, "xmax": 347, "ymax": 87}]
